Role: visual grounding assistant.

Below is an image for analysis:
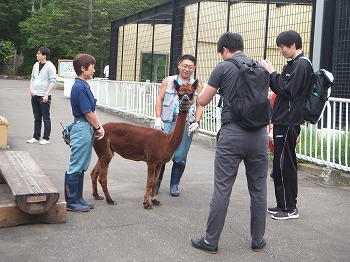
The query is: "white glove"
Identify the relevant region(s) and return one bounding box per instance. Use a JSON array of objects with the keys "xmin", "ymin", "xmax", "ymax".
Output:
[
  {"xmin": 154, "ymin": 118, "xmax": 164, "ymax": 130},
  {"xmin": 188, "ymin": 122, "xmax": 199, "ymax": 134}
]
